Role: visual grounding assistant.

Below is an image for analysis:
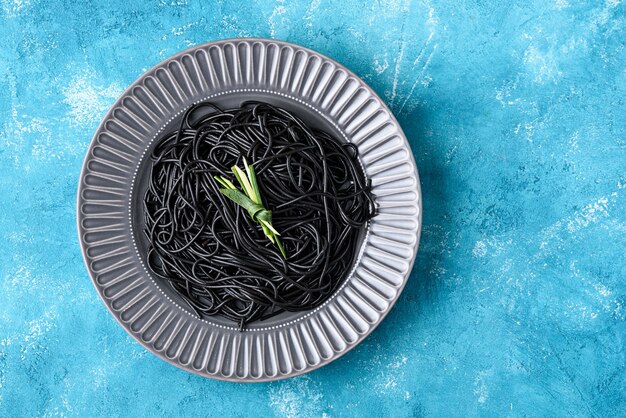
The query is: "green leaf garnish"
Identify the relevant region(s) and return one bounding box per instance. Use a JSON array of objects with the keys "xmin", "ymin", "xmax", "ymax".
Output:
[{"xmin": 215, "ymin": 158, "xmax": 287, "ymax": 259}]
